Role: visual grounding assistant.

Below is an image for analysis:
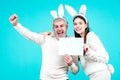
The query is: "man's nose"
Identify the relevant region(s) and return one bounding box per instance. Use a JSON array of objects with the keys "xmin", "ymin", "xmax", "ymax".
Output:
[{"xmin": 58, "ymin": 27, "xmax": 62, "ymax": 30}]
